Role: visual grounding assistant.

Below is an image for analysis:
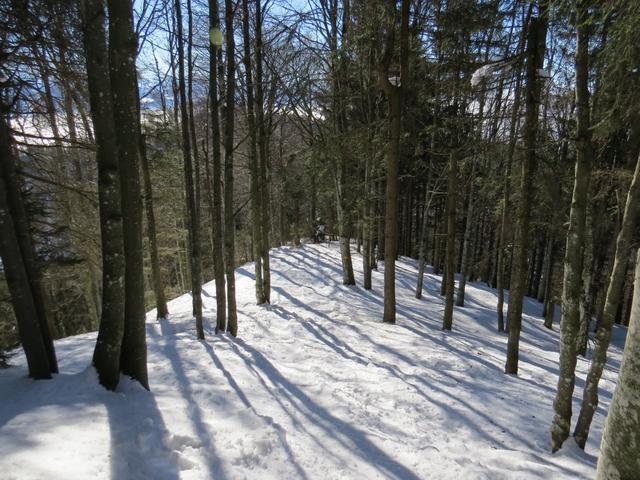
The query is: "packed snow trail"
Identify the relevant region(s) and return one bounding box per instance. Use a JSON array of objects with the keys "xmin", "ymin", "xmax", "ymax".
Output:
[{"xmin": 0, "ymin": 243, "xmax": 626, "ymax": 479}]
